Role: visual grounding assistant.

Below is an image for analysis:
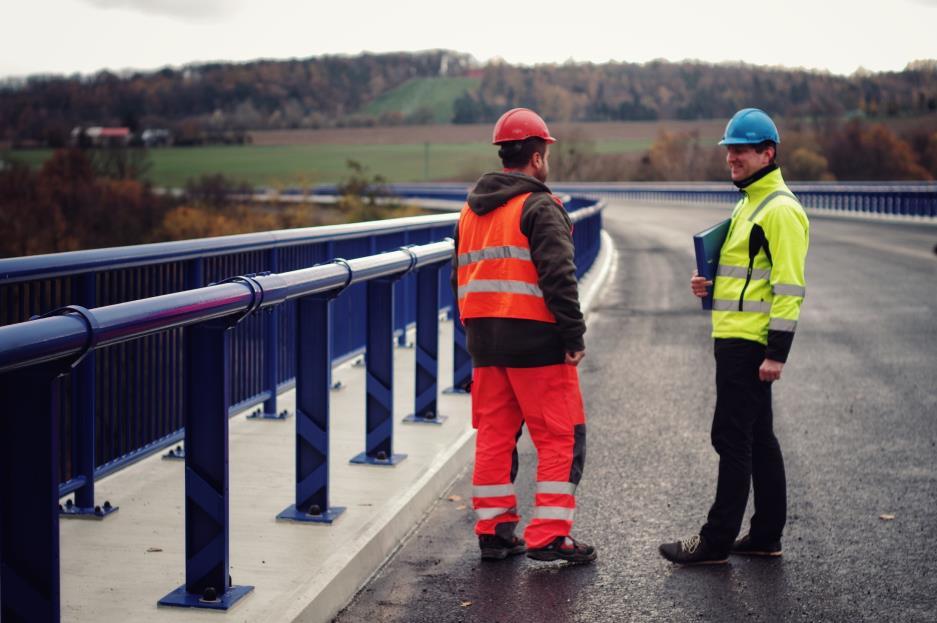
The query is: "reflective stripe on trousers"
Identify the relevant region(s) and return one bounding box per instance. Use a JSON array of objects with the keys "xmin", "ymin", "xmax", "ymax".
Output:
[
  {"xmin": 473, "ymin": 482, "xmax": 517, "ymax": 521},
  {"xmin": 532, "ymin": 506, "xmax": 576, "ymax": 521},
  {"xmin": 473, "ymin": 483, "xmax": 516, "ymax": 497},
  {"xmin": 475, "ymin": 506, "xmax": 514, "ymax": 521},
  {"xmin": 535, "ymin": 481, "xmax": 577, "ymax": 495}
]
